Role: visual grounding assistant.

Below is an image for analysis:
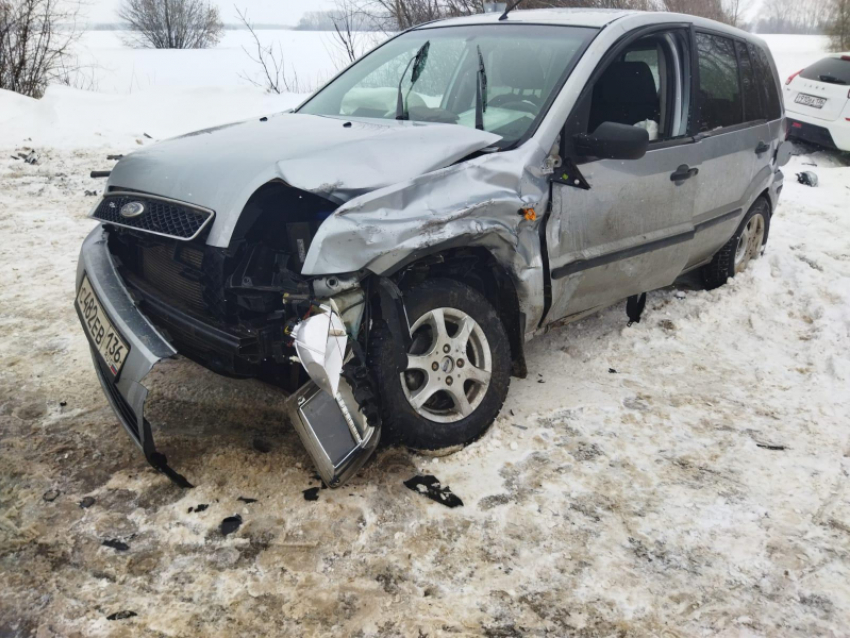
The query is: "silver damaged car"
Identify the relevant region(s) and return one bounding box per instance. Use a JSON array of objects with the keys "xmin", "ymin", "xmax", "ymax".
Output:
[{"xmin": 75, "ymin": 8, "xmax": 791, "ymax": 487}]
